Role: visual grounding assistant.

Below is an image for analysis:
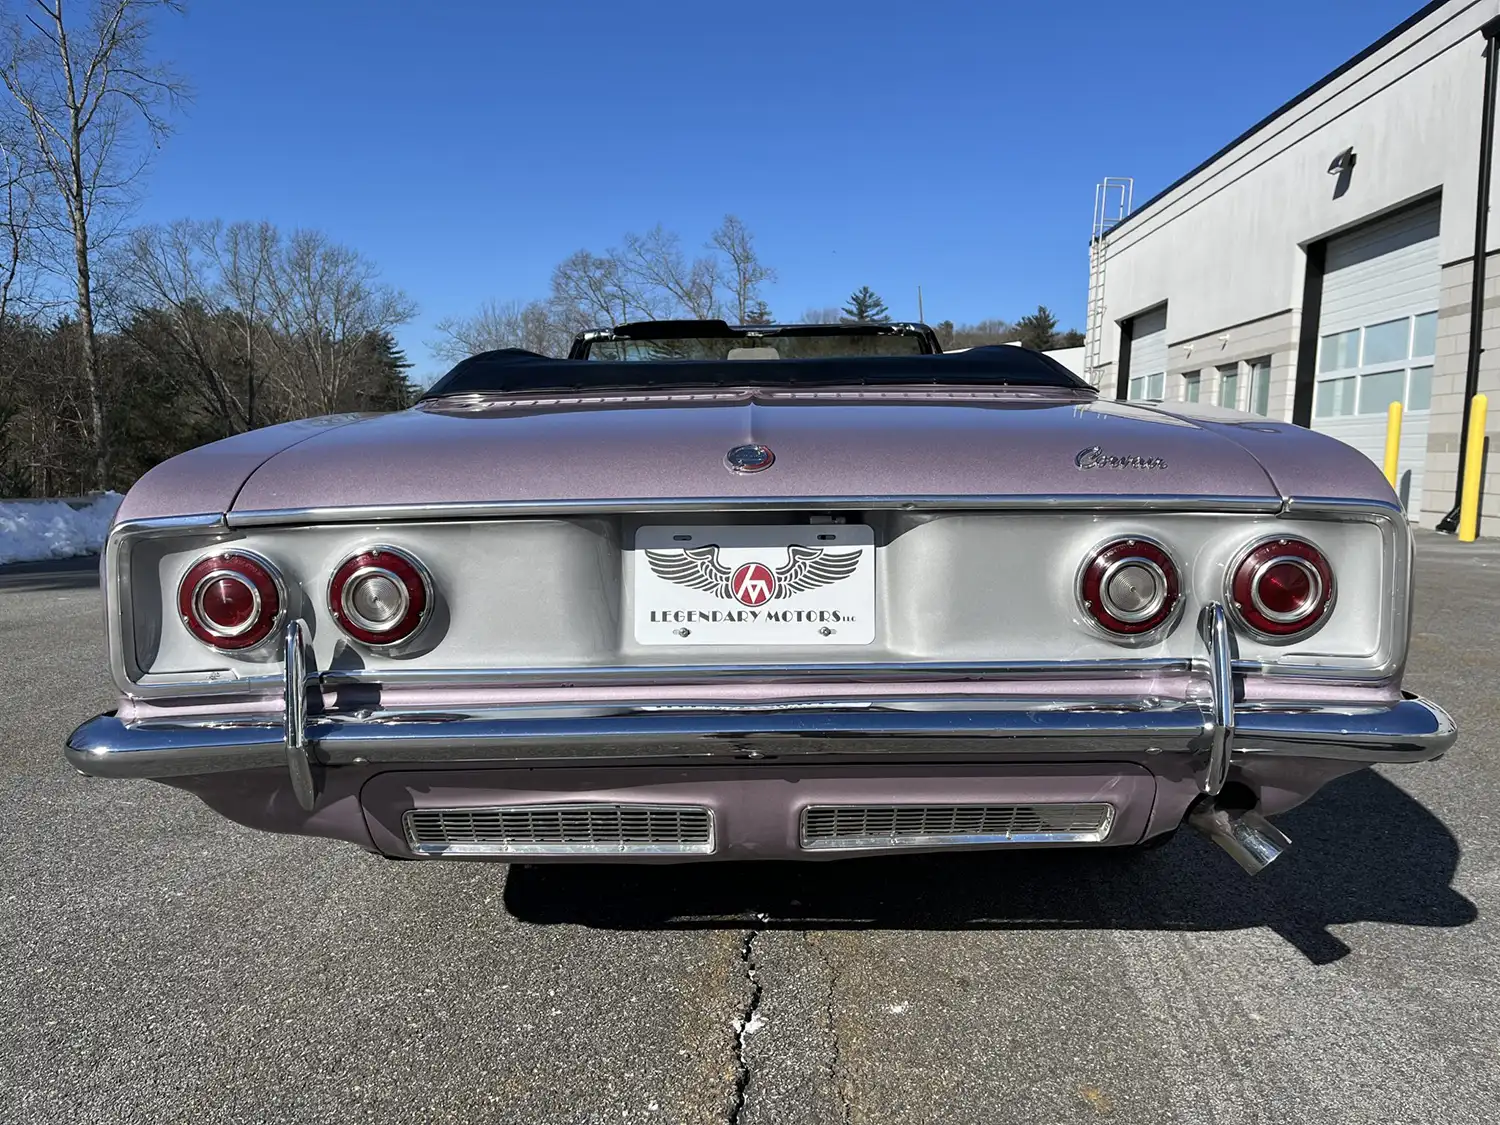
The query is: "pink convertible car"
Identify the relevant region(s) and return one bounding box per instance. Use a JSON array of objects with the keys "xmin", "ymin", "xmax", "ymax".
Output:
[{"xmin": 66, "ymin": 321, "xmax": 1454, "ymax": 874}]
